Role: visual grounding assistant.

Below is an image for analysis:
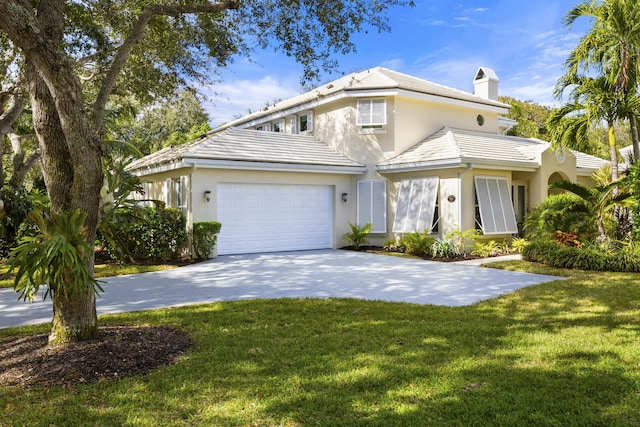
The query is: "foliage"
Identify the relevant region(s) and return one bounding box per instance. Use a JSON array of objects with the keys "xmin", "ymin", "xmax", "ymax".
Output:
[
  {"xmin": 471, "ymin": 240, "xmax": 502, "ymax": 258},
  {"xmin": 99, "ymin": 207, "xmax": 187, "ymax": 262},
  {"xmin": 523, "ymin": 238, "xmax": 640, "ymax": 272},
  {"xmin": 0, "ymin": 185, "xmax": 32, "ymax": 255},
  {"xmin": 111, "ymin": 90, "xmax": 212, "ymax": 155},
  {"xmin": 499, "ymin": 96, "xmax": 550, "ymax": 139},
  {"xmin": 398, "ymin": 229, "xmax": 435, "ymax": 257},
  {"xmin": 430, "ymin": 237, "xmax": 460, "ymax": 258},
  {"xmin": 191, "ymin": 222, "xmax": 222, "ymax": 260},
  {"xmin": 629, "ymin": 161, "xmax": 640, "ymax": 240},
  {"xmin": 8, "ymin": 210, "xmax": 103, "ymax": 302},
  {"xmin": 342, "ymin": 222, "xmax": 372, "ymax": 250},
  {"xmin": 509, "ymin": 236, "xmax": 529, "ymax": 253},
  {"xmin": 524, "ymin": 192, "xmax": 597, "ymax": 240},
  {"xmin": 555, "ymin": 230, "xmax": 583, "ymax": 248},
  {"xmin": 445, "ymin": 228, "xmax": 482, "ymax": 254}
]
